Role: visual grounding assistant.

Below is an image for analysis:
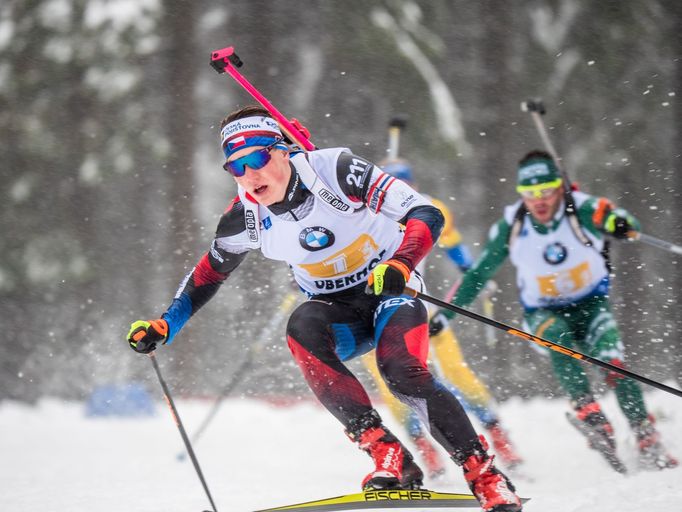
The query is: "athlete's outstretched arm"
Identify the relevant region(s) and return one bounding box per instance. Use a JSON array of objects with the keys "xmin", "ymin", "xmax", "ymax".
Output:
[{"xmin": 162, "ymin": 197, "xmax": 250, "ymax": 343}]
